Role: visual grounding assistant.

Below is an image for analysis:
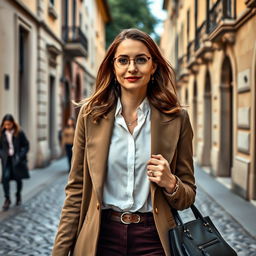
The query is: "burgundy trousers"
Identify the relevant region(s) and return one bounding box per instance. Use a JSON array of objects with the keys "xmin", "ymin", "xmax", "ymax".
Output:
[{"xmin": 96, "ymin": 210, "xmax": 166, "ymax": 256}]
